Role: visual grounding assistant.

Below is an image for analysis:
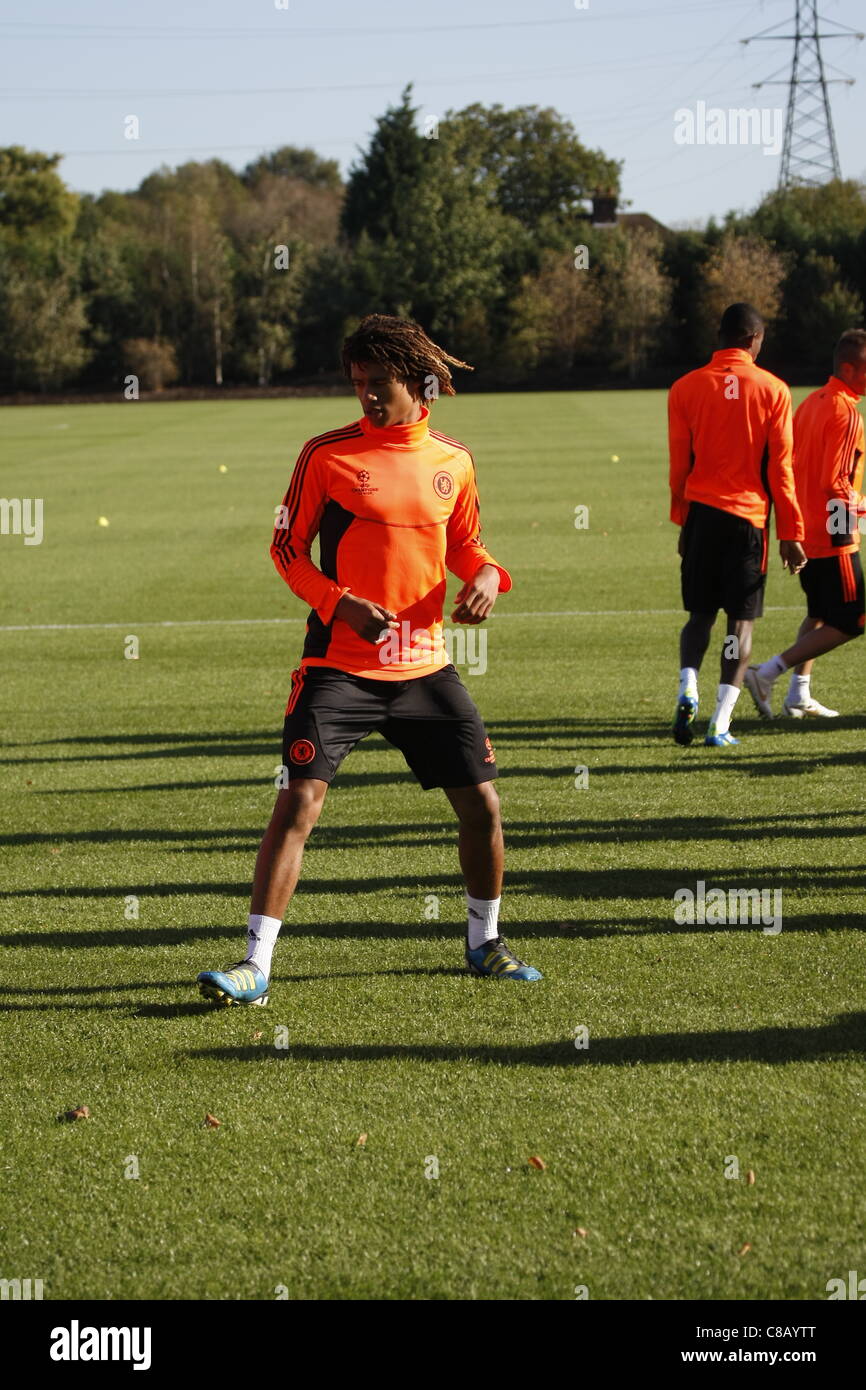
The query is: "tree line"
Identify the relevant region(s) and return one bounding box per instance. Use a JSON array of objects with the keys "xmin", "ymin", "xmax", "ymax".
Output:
[{"xmin": 1, "ymin": 87, "xmax": 864, "ymax": 393}]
